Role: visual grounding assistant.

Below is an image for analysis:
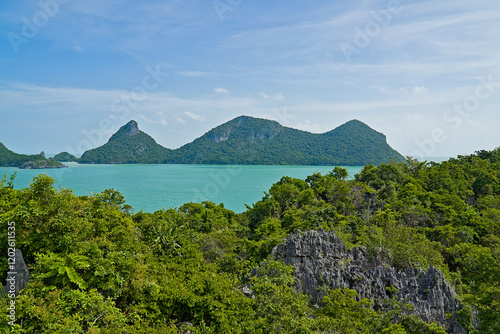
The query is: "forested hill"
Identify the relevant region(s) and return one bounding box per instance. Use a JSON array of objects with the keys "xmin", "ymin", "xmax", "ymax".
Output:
[
  {"xmin": 77, "ymin": 116, "xmax": 406, "ymax": 165},
  {"xmin": 1, "ymin": 148, "xmax": 498, "ymax": 332},
  {"xmin": 52, "ymin": 151, "xmax": 78, "ymax": 162},
  {"xmin": 78, "ymin": 120, "xmax": 172, "ymax": 164},
  {"xmin": 0, "ymin": 143, "xmax": 65, "ymax": 169}
]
